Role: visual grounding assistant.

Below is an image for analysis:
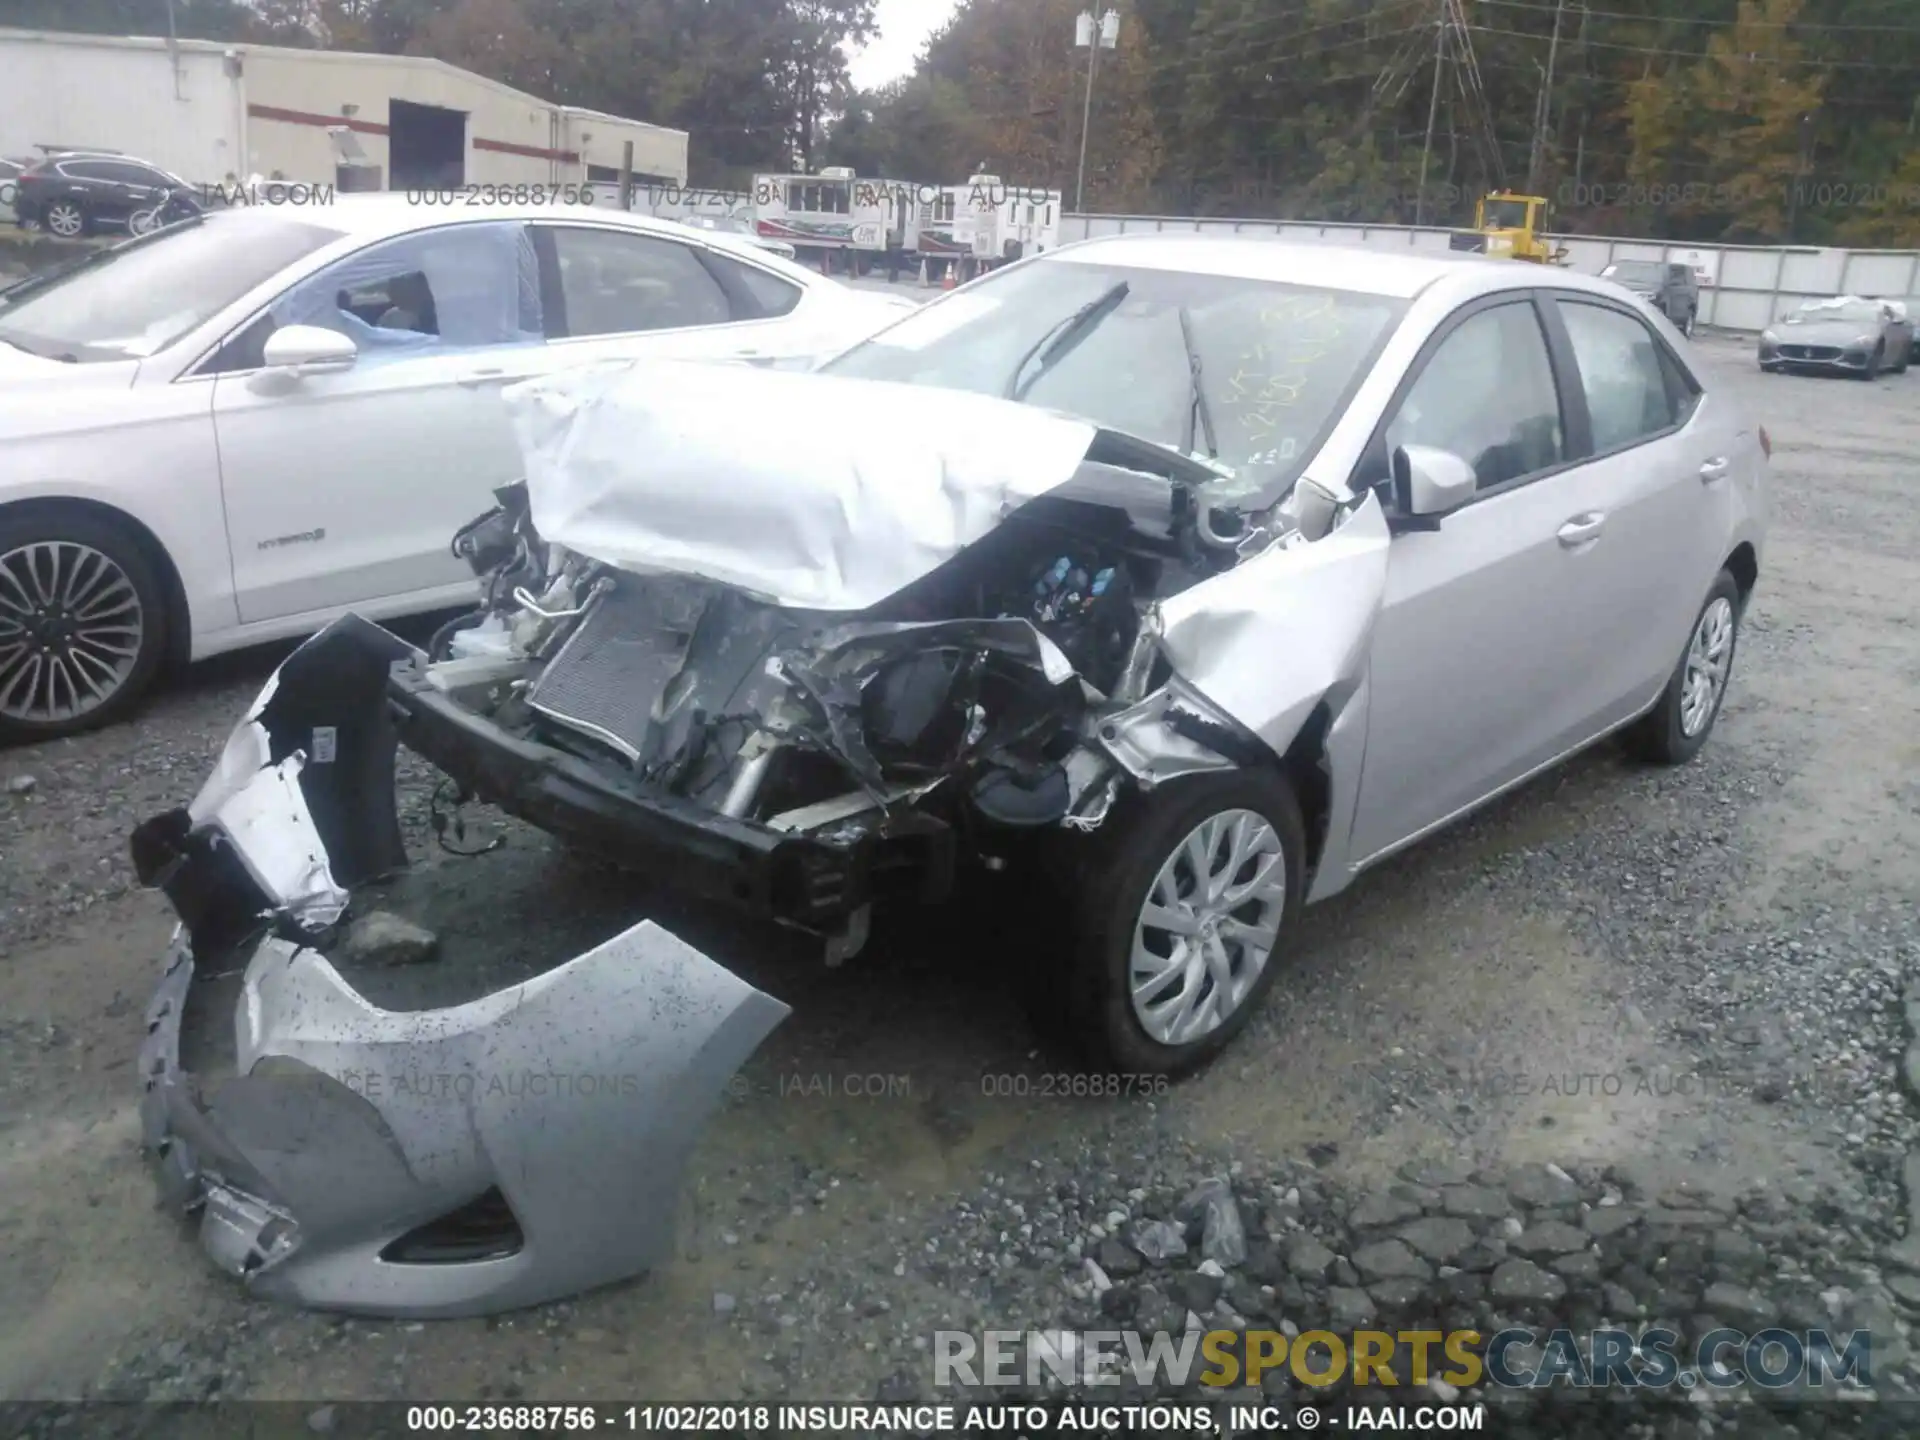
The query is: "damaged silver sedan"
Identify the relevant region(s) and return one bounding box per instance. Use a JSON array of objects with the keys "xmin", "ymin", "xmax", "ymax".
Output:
[{"xmin": 129, "ymin": 236, "xmax": 1768, "ymax": 1316}]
